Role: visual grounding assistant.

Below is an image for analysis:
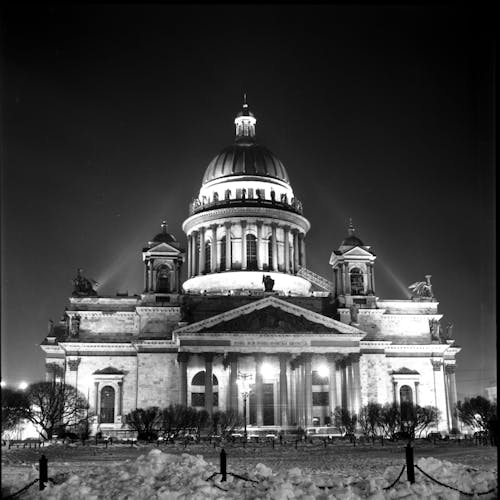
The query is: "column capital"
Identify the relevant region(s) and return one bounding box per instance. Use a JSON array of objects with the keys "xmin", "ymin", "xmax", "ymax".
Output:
[
  {"xmin": 240, "ymin": 219, "xmax": 247, "ymax": 228},
  {"xmin": 431, "ymin": 359, "xmax": 442, "ymax": 371},
  {"xmin": 326, "ymin": 353, "xmax": 342, "ymax": 363},
  {"xmin": 270, "ymin": 222, "xmax": 278, "ymax": 228},
  {"xmin": 279, "ymin": 352, "xmax": 290, "ymax": 361},
  {"xmin": 349, "ymin": 353, "xmax": 361, "ymax": 363},
  {"xmin": 224, "ymin": 221, "xmax": 232, "ymax": 229},
  {"xmin": 210, "ymin": 223, "xmax": 218, "ymax": 231},
  {"xmin": 203, "ymin": 352, "xmax": 215, "ymax": 362},
  {"xmin": 444, "ymin": 364, "xmax": 456, "ymax": 374},
  {"xmin": 256, "ymin": 220, "xmax": 264, "ymax": 227}
]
